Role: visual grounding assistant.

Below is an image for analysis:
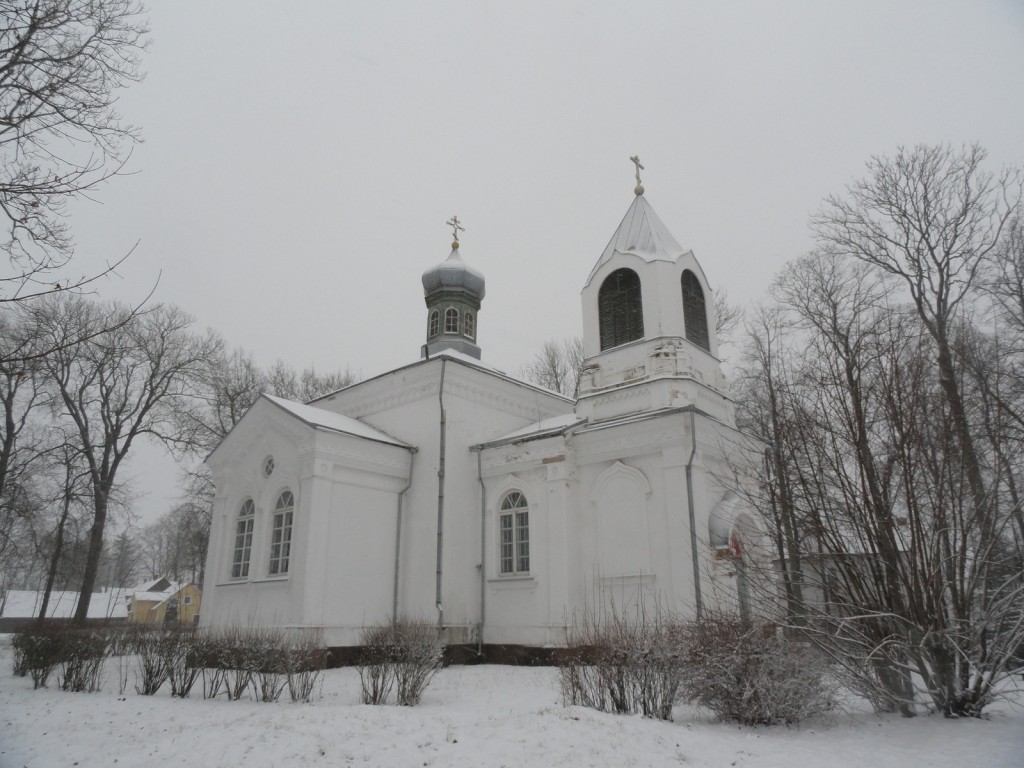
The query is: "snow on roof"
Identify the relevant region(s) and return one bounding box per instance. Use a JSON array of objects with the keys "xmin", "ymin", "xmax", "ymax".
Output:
[
  {"xmin": 476, "ymin": 412, "xmax": 585, "ymax": 449},
  {"xmin": 262, "ymin": 394, "xmax": 410, "ymax": 447},
  {"xmin": 585, "ymin": 194, "xmax": 690, "ymax": 286},
  {"xmin": 132, "ymin": 582, "xmax": 180, "ymax": 603},
  {"xmin": 1, "ymin": 589, "xmax": 129, "ymax": 619},
  {"xmin": 310, "ymin": 349, "xmax": 574, "ymax": 406}
]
